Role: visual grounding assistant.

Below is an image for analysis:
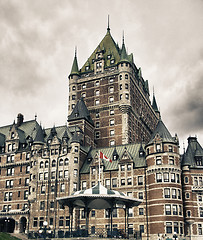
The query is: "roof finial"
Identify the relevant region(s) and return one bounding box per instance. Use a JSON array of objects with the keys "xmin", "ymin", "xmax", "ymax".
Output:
[
  {"xmin": 75, "ymin": 46, "xmax": 77, "ymax": 57},
  {"xmin": 153, "ymin": 86, "xmax": 155, "ymax": 95},
  {"xmin": 122, "ymin": 30, "xmax": 125, "ymax": 44},
  {"xmin": 107, "ymin": 15, "xmax": 110, "ymax": 32},
  {"xmin": 35, "ymin": 113, "xmax": 37, "ymax": 121}
]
